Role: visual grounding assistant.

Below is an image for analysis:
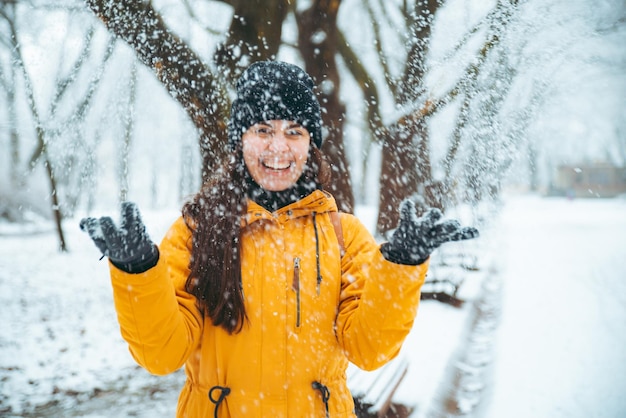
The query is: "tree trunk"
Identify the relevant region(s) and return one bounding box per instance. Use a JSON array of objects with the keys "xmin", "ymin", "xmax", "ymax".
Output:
[
  {"xmin": 377, "ymin": 0, "xmax": 439, "ymax": 233},
  {"xmin": 214, "ymin": 0, "xmax": 290, "ymax": 85},
  {"xmin": 7, "ymin": 7, "xmax": 68, "ymax": 251},
  {"xmin": 7, "ymin": 62, "xmax": 20, "ymax": 187},
  {"xmin": 1, "ymin": 3, "xmax": 21, "ymax": 188},
  {"xmin": 297, "ymin": 0, "xmax": 354, "ymax": 213},
  {"xmin": 43, "ymin": 154, "xmax": 67, "ymax": 252},
  {"xmin": 377, "ymin": 117, "xmax": 428, "ymax": 233}
]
